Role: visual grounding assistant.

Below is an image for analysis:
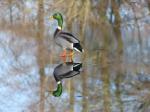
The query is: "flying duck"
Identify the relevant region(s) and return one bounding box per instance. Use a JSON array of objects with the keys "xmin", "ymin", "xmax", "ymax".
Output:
[
  {"xmin": 50, "ymin": 12, "xmax": 84, "ymax": 62},
  {"xmin": 52, "ymin": 62, "xmax": 82, "ymax": 97}
]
